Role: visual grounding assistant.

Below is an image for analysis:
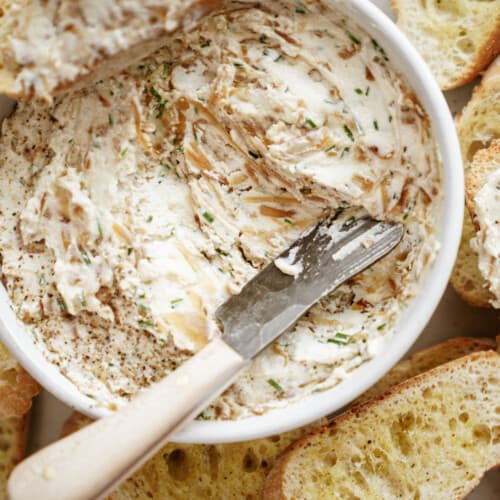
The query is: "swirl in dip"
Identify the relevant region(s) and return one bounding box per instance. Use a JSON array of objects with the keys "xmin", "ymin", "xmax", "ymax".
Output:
[{"xmin": 0, "ymin": 0, "xmax": 441, "ymax": 418}]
